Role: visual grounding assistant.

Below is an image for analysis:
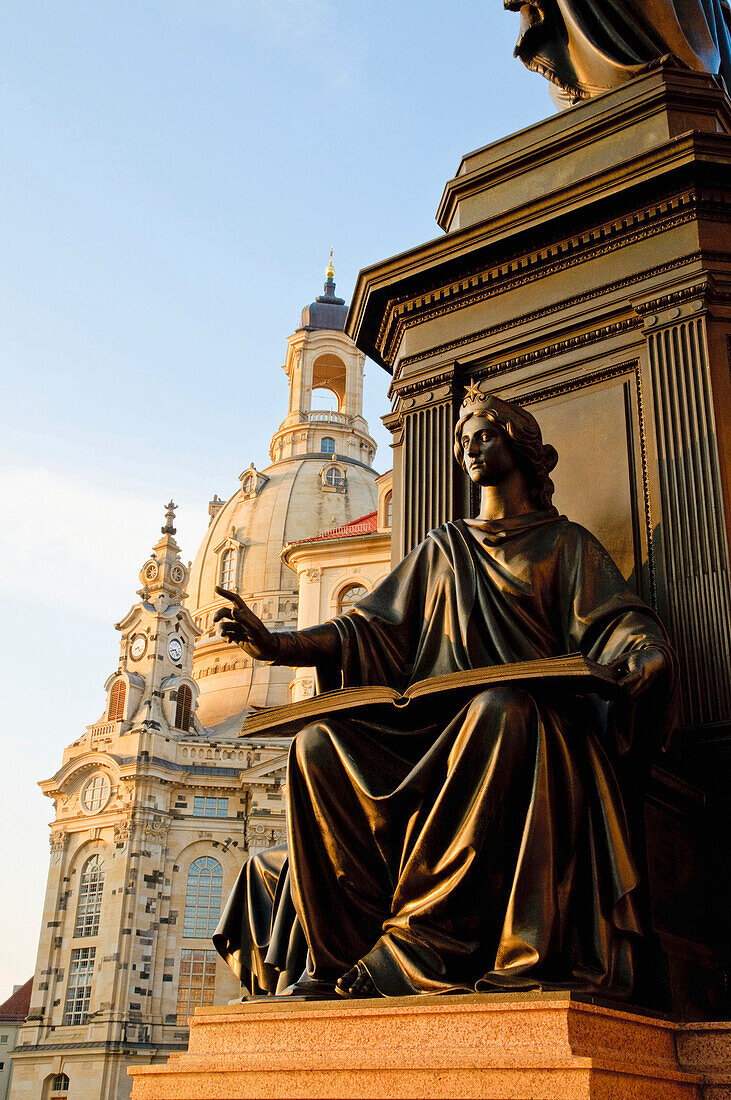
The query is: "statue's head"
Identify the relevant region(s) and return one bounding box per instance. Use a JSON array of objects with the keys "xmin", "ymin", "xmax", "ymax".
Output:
[{"xmin": 453, "ymin": 387, "xmax": 558, "ymax": 511}]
